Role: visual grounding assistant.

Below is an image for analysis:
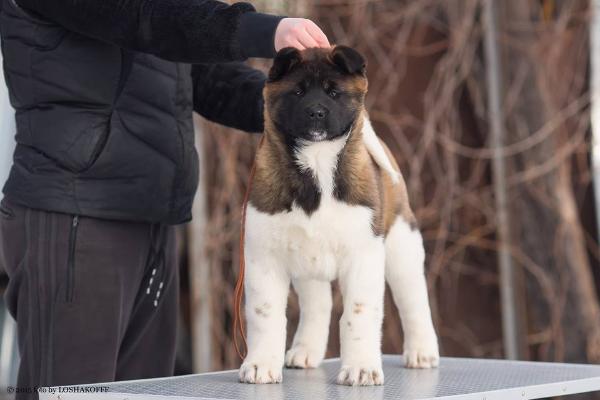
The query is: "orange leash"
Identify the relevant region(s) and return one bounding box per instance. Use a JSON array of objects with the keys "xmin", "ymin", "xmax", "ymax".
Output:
[{"xmin": 233, "ymin": 135, "xmax": 264, "ymax": 360}]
